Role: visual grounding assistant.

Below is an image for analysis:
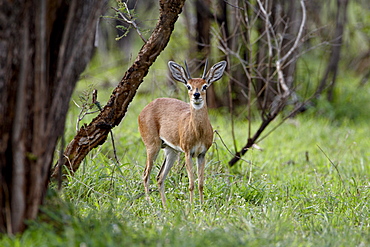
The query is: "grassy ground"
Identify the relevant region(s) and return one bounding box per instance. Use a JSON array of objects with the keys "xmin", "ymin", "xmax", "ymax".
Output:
[{"xmin": 1, "ymin": 61, "xmax": 370, "ymax": 246}]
